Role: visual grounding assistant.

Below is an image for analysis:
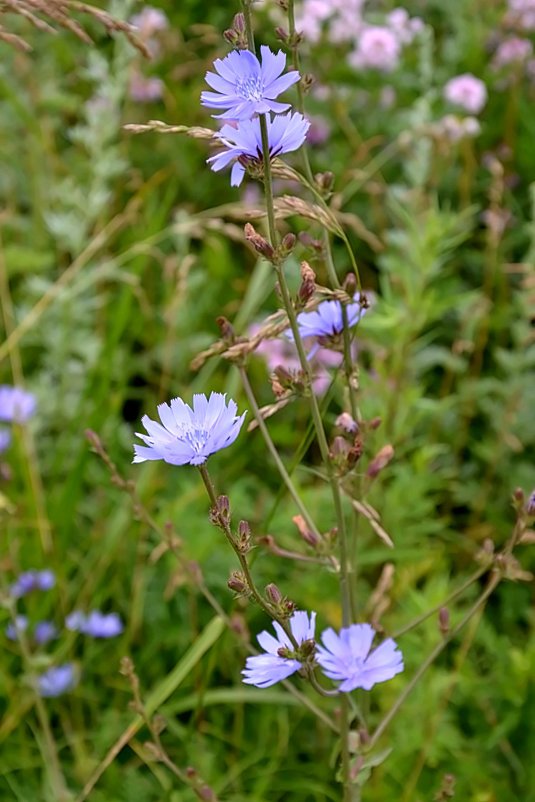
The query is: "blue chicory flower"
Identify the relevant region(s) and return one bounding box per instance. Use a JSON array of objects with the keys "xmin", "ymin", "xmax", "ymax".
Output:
[
  {"xmin": 207, "ymin": 111, "xmax": 310, "ymax": 186},
  {"xmin": 5, "ymin": 615, "xmax": 29, "ymax": 641},
  {"xmin": 201, "ymin": 45, "xmax": 300, "ymax": 120},
  {"xmin": 133, "ymin": 392, "xmax": 246, "ymax": 466},
  {"xmin": 0, "ymin": 386, "xmax": 36, "ymax": 423},
  {"xmin": 287, "ymin": 294, "xmax": 367, "ymax": 359},
  {"xmin": 67, "ymin": 610, "xmax": 123, "ymax": 638},
  {"xmin": 37, "ymin": 664, "xmax": 77, "ymax": 698},
  {"xmin": 316, "ymin": 623, "xmax": 404, "ymax": 692},
  {"xmin": 34, "ymin": 621, "xmax": 59, "ymax": 645},
  {"xmin": 10, "ymin": 569, "xmax": 56, "ymax": 599},
  {"xmin": 242, "ymin": 611, "xmax": 316, "ymax": 688}
]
